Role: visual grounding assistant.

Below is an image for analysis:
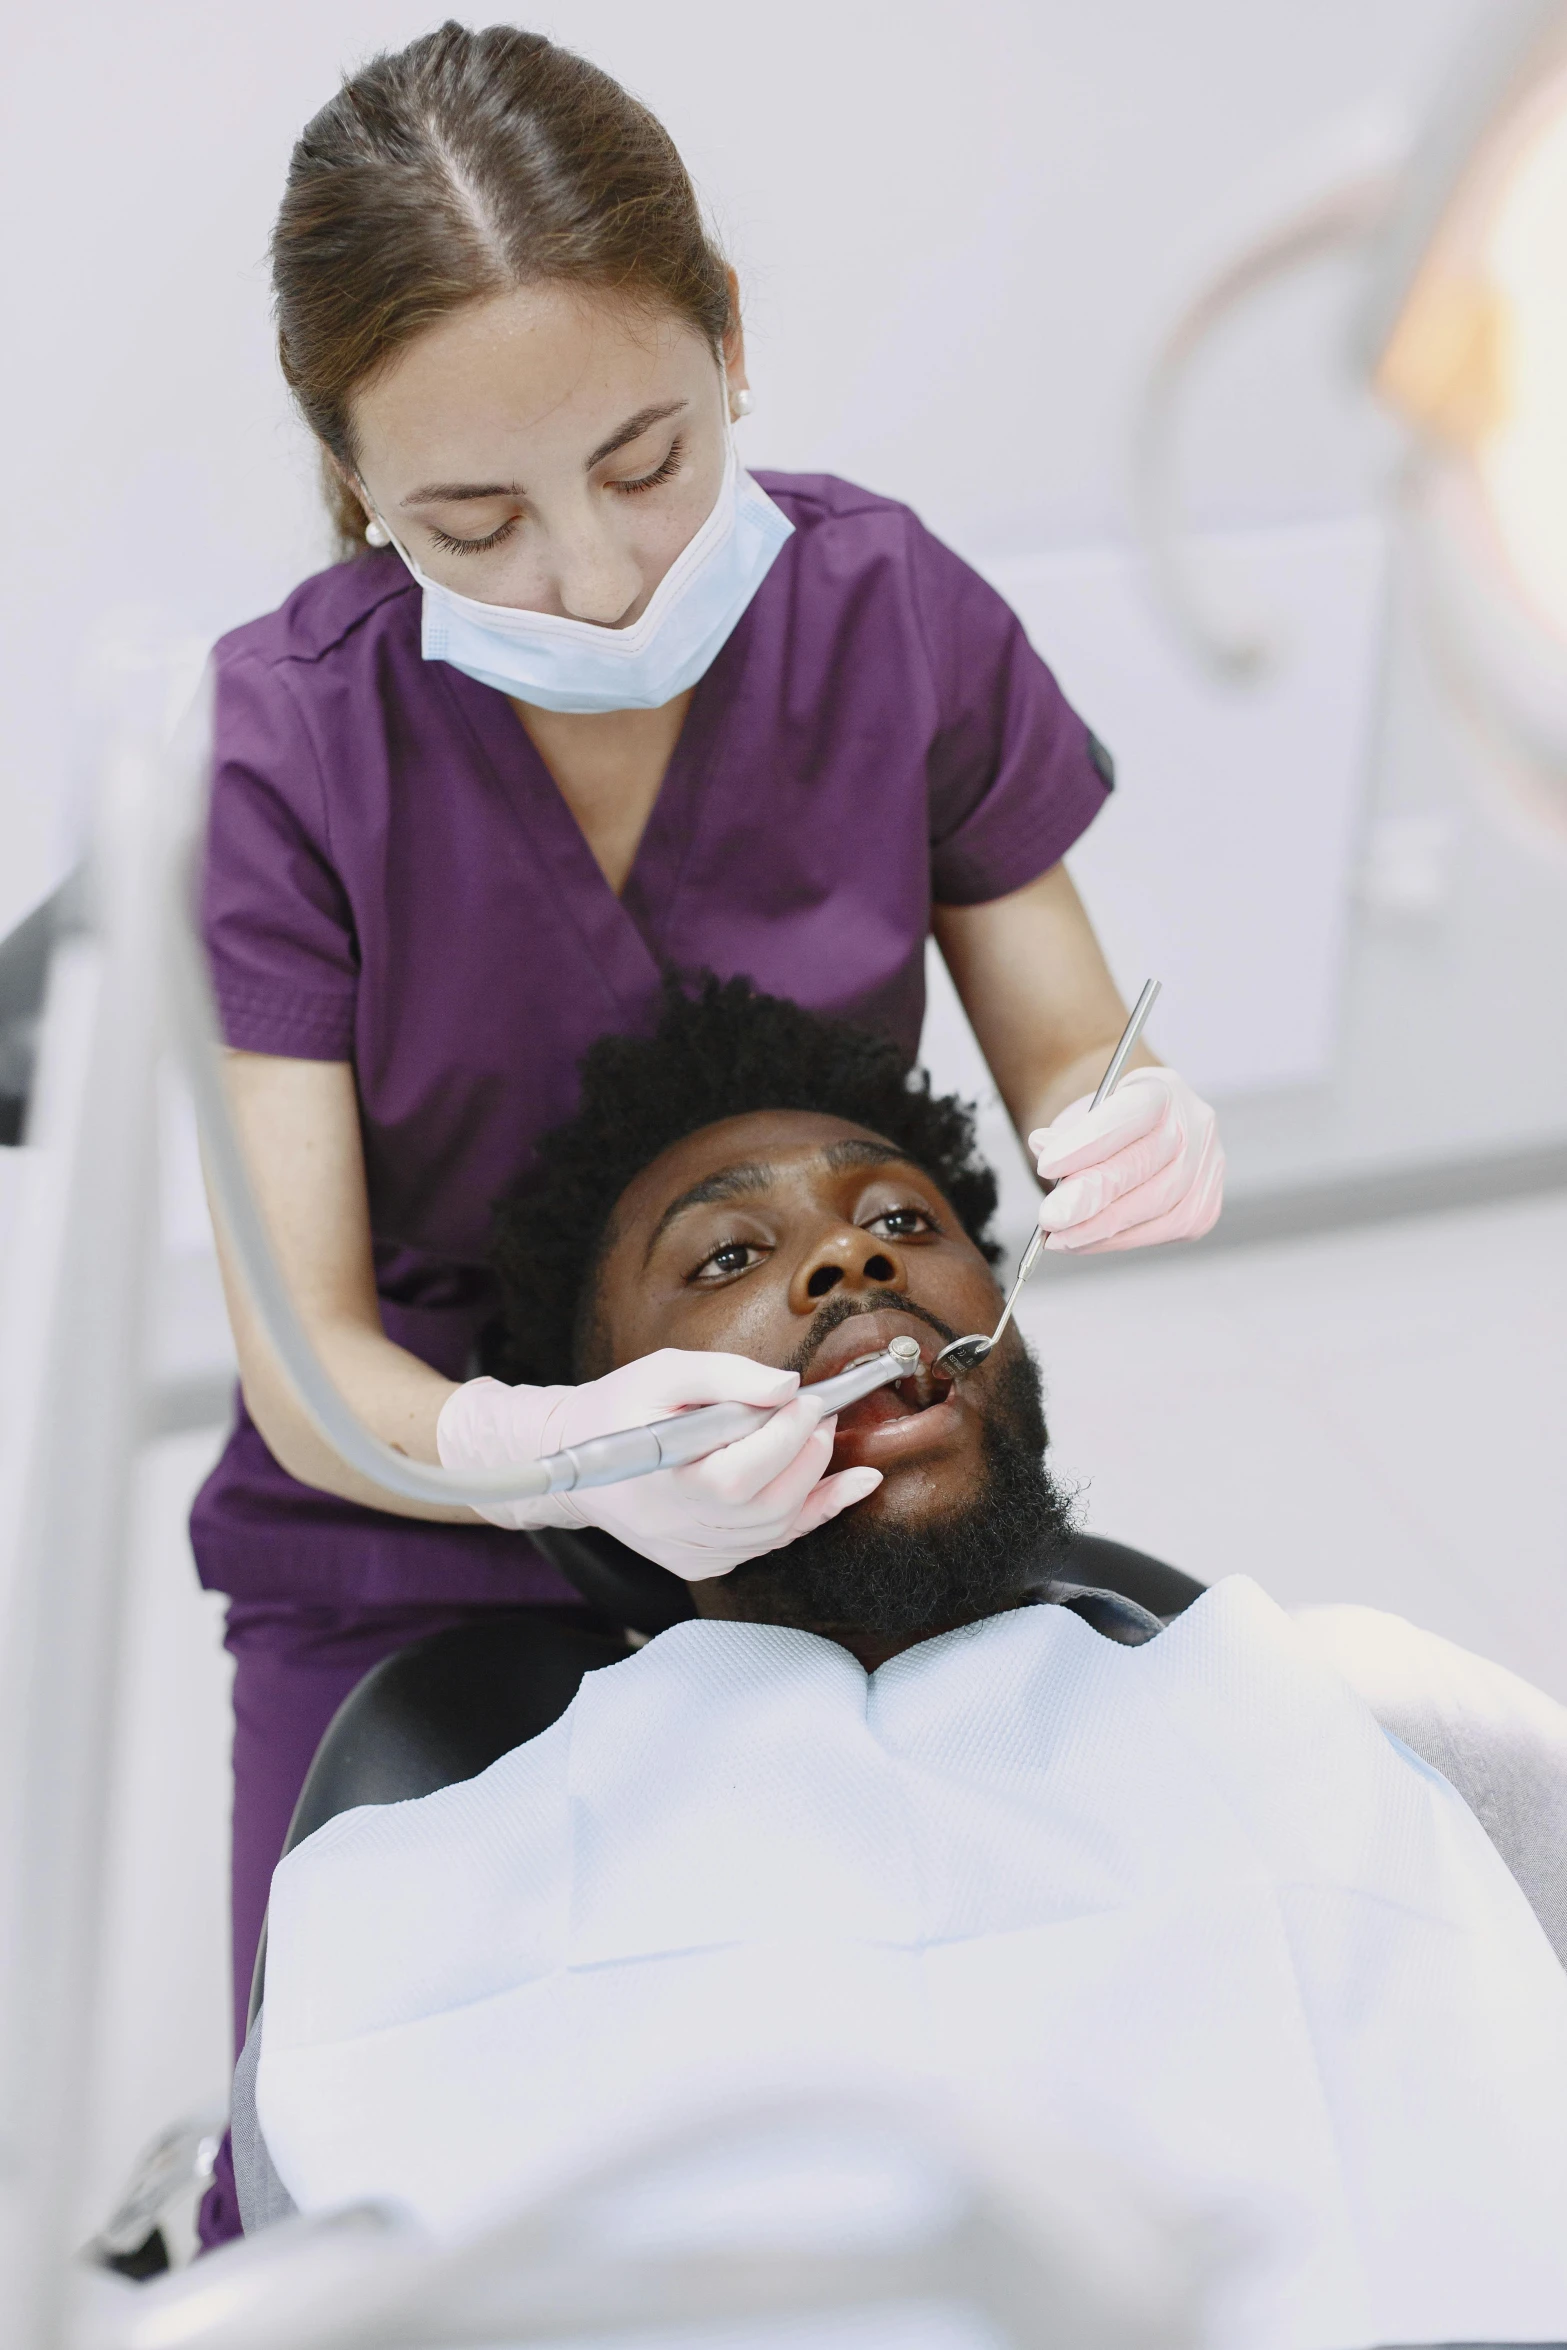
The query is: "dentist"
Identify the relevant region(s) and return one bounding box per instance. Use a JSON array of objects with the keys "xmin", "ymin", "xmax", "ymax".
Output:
[{"xmin": 195, "ymin": 18, "xmax": 1223, "ymax": 2237}]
